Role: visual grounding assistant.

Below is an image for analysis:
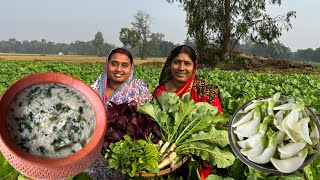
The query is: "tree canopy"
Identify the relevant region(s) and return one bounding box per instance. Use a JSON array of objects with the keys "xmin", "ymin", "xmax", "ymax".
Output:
[
  {"xmin": 119, "ymin": 28, "xmax": 139, "ymax": 53},
  {"xmin": 167, "ymin": 0, "xmax": 296, "ymax": 64},
  {"xmin": 119, "ymin": 10, "xmax": 177, "ymax": 58}
]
